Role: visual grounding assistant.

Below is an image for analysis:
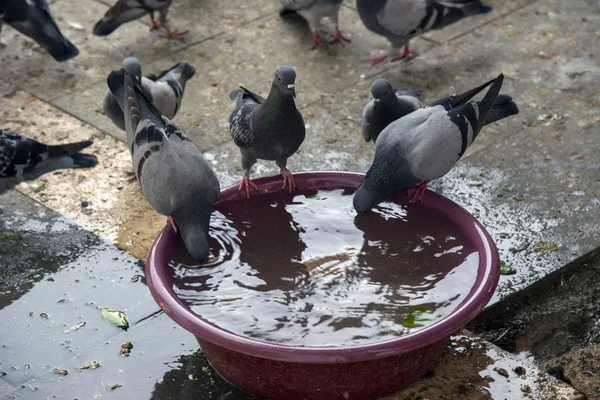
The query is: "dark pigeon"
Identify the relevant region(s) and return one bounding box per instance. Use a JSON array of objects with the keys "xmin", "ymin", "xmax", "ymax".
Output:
[
  {"xmin": 228, "ymin": 66, "xmax": 306, "ymax": 198},
  {"xmin": 362, "ymin": 78, "xmax": 423, "ymax": 143},
  {"xmin": 1, "ymin": 0, "xmax": 79, "ymax": 62},
  {"xmin": 0, "ymin": 129, "xmax": 97, "ymax": 195},
  {"xmin": 106, "ymin": 67, "xmax": 220, "ymax": 262},
  {"xmin": 353, "ymin": 73, "xmax": 519, "ymax": 213},
  {"xmin": 356, "ymin": 0, "xmax": 492, "ymax": 65},
  {"xmin": 93, "ymin": 0, "xmax": 186, "ymax": 39}
]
